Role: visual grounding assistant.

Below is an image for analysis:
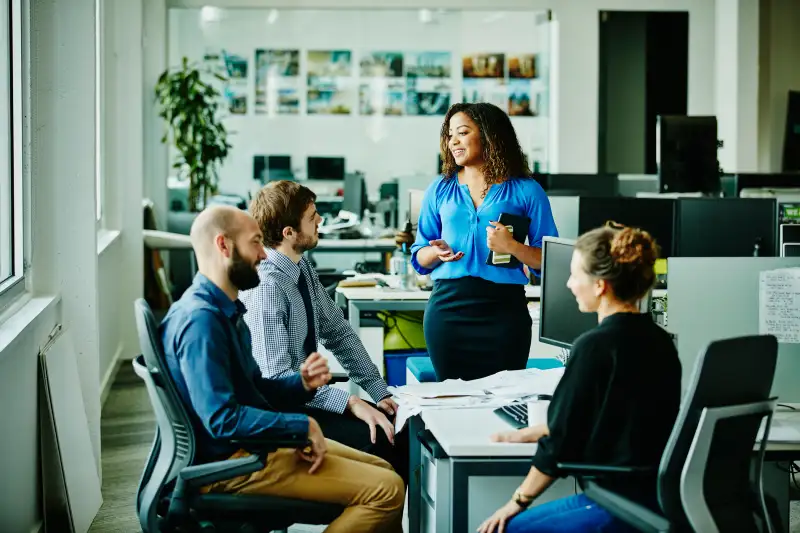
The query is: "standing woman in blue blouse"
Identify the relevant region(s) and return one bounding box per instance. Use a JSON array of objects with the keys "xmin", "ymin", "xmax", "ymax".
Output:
[{"xmin": 411, "ymin": 102, "xmax": 558, "ymax": 381}]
